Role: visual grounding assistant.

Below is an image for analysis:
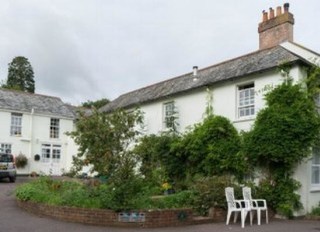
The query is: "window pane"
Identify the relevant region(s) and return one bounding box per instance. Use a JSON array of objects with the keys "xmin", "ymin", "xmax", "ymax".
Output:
[
  {"xmin": 11, "ymin": 113, "xmax": 22, "ymax": 136},
  {"xmin": 50, "ymin": 118, "xmax": 60, "ymax": 138},
  {"xmin": 312, "ymin": 167, "xmax": 320, "ymax": 184},
  {"xmin": 163, "ymin": 102, "xmax": 176, "ymax": 129},
  {"xmin": 238, "ymin": 84, "xmax": 255, "ymax": 118}
]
